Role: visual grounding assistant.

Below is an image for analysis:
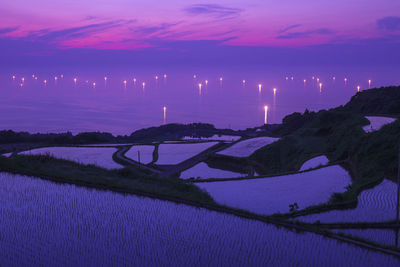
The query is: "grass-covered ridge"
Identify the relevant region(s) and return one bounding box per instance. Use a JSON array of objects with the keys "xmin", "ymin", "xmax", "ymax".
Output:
[{"xmin": 0, "ymin": 154, "xmax": 215, "ymax": 205}]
